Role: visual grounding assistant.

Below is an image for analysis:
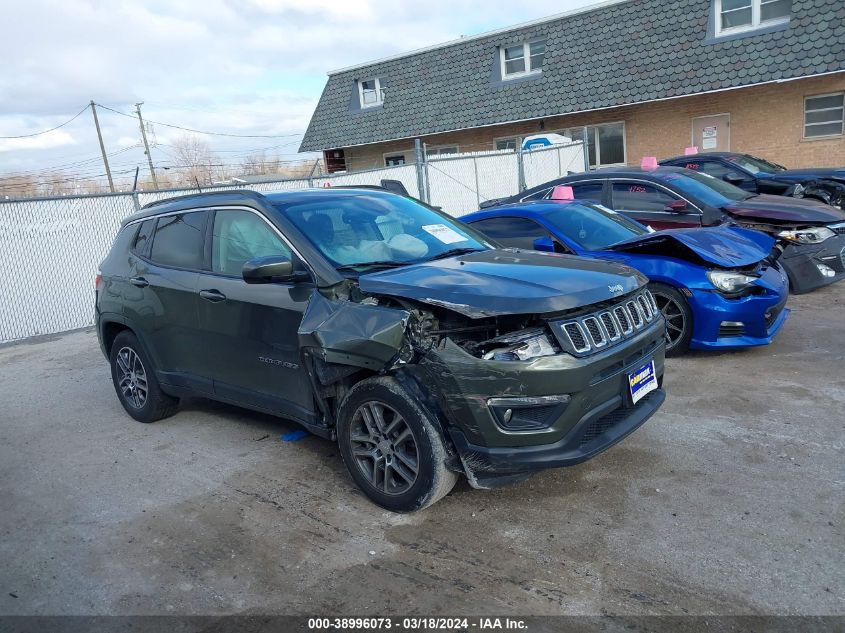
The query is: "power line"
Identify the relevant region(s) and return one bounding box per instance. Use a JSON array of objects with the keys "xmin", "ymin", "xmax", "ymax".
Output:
[
  {"xmin": 0, "ymin": 104, "xmax": 90, "ymax": 139},
  {"xmin": 95, "ymin": 103, "xmax": 304, "ymax": 139}
]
